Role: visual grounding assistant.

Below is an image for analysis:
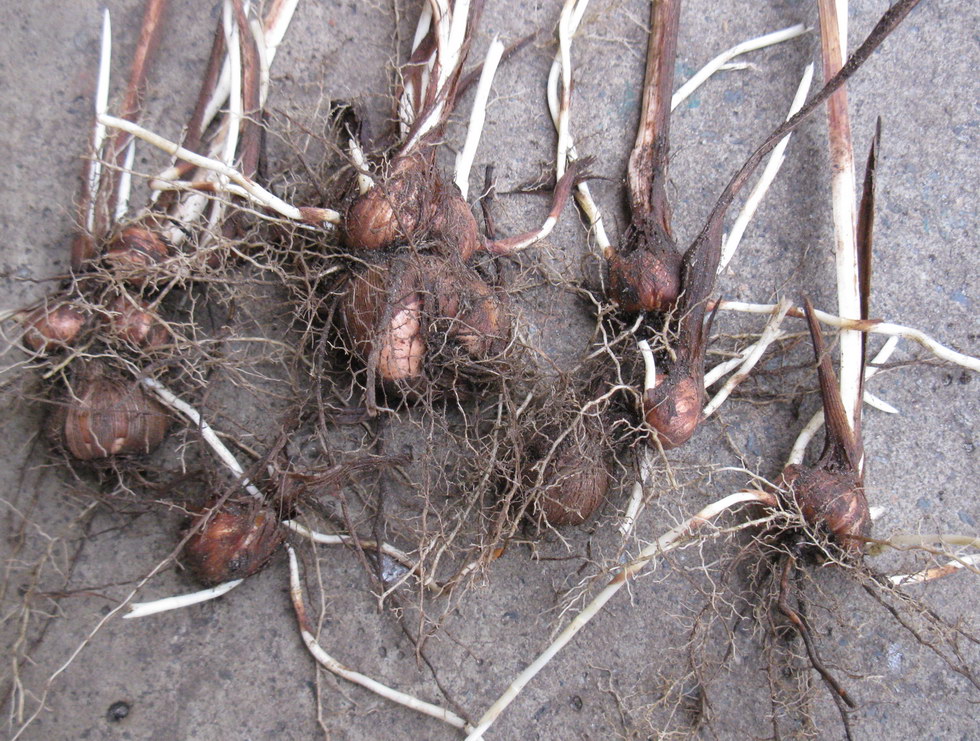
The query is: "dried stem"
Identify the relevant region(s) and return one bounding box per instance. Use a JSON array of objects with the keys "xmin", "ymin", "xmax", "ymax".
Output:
[
  {"xmin": 549, "ymin": 8, "xmax": 806, "ymax": 262},
  {"xmin": 97, "ymin": 0, "xmax": 169, "ymax": 234},
  {"xmin": 687, "ymin": 0, "xmax": 923, "ymax": 300},
  {"xmin": 787, "ymin": 335, "xmax": 898, "ymax": 466},
  {"xmin": 626, "ymin": 0, "xmax": 681, "ymax": 228},
  {"xmin": 548, "ymin": 0, "xmax": 611, "ymax": 254},
  {"xmin": 786, "ymin": 337, "xmax": 898, "ymax": 466},
  {"xmin": 402, "ymin": 0, "xmax": 476, "ymax": 152},
  {"xmin": 157, "ymin": 0, "xmax": 298, "ymax": 183},
  {"xmin": 73, "ymin": 0, "xmax": 169, "ymax": 269}
]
